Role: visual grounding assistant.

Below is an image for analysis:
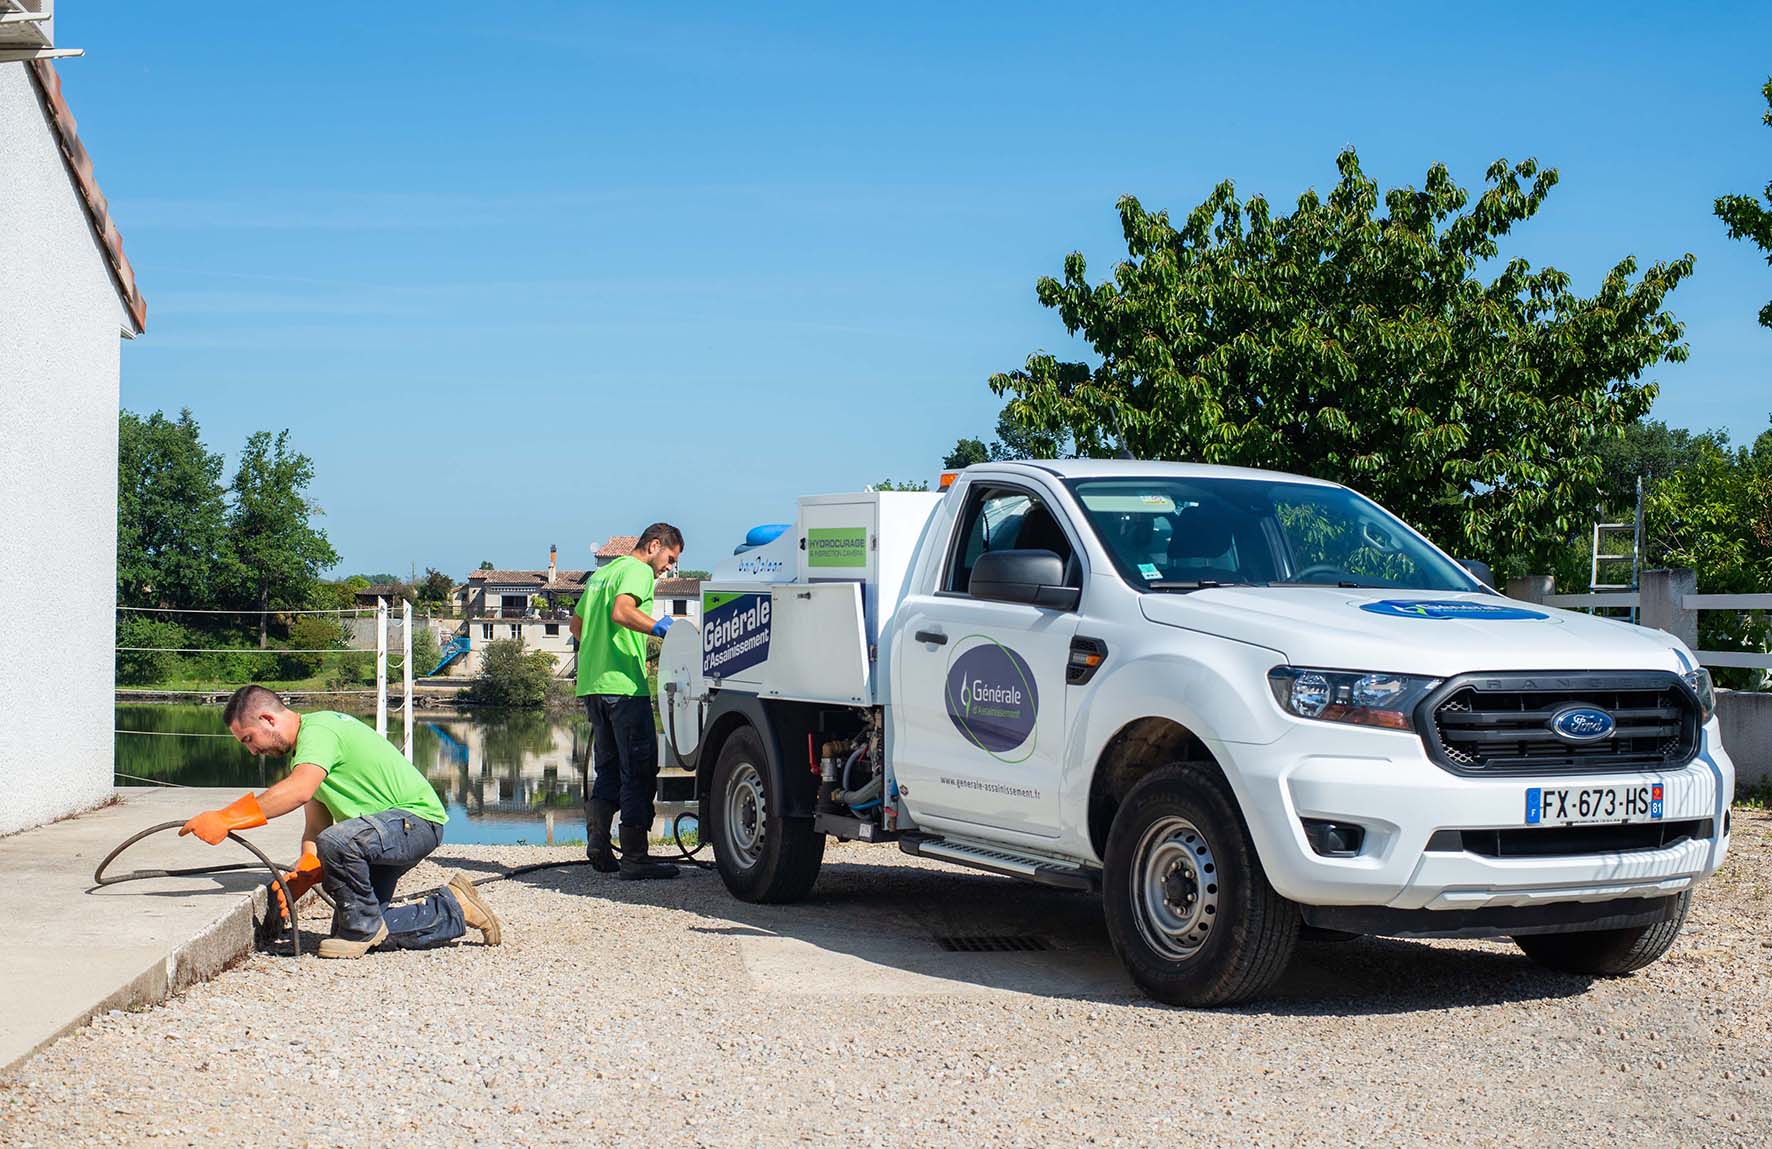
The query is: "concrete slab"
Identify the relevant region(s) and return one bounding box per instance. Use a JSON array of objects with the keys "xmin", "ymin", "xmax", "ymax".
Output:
[{"xmin": 0, "ymin": 787, "xmax": 307, "ymax": 1073}]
